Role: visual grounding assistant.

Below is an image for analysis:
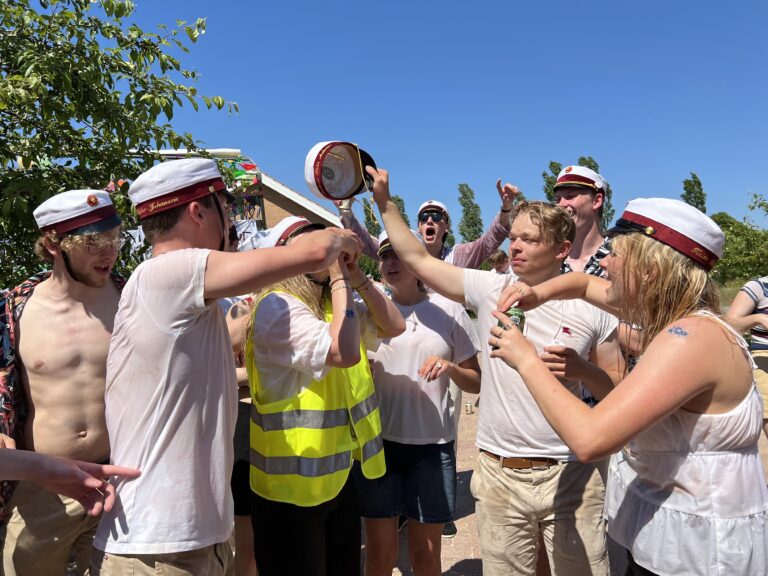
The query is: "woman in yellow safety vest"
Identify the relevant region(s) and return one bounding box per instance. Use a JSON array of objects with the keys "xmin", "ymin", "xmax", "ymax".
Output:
[{"xmin": 242, "ymin": 216, "xmax": 404, "ymax": 576}]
